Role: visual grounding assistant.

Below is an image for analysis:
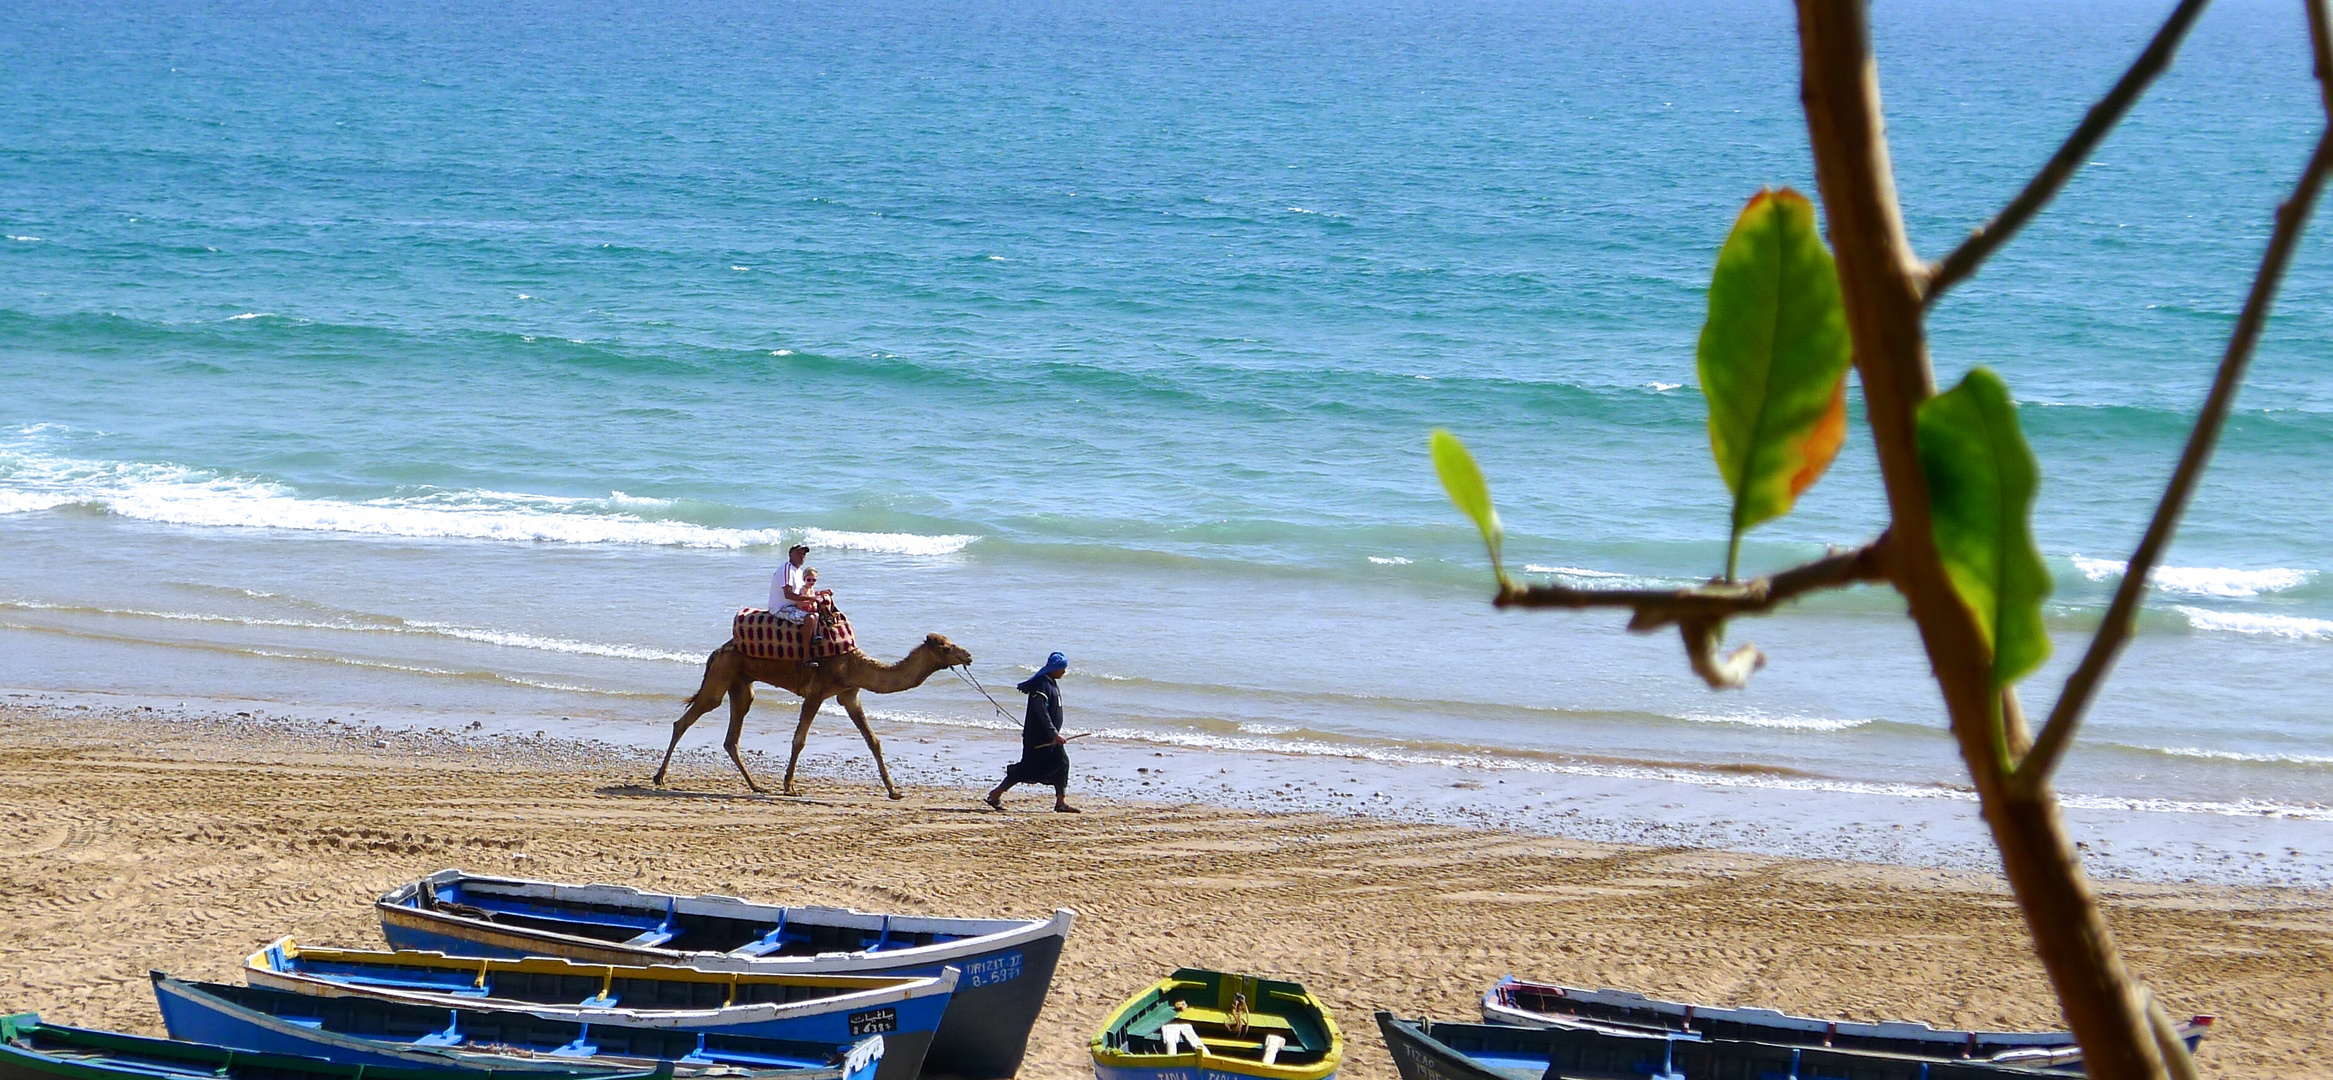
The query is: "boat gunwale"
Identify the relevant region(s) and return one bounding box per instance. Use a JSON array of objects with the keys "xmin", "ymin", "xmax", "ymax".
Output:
[
  {"xmin": 244, "ymin": 939, "xmax": 959, "ymax": 1029},
  {"xmin": 1477, "ymin": 975, "xmax": 2213, "ymax": 1059},
  {"xmin": 379, "ymin": 871, "xmax": 1073, "ymax": 972},
  {"xmin": 150, "ymin": 973, "xmax": 869, "ymax": 1079}
]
